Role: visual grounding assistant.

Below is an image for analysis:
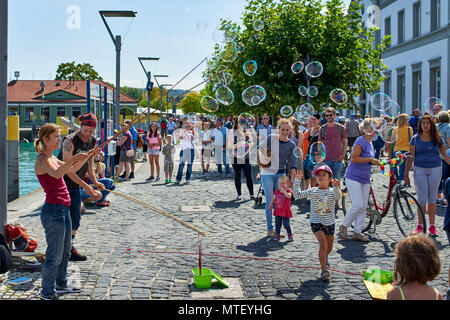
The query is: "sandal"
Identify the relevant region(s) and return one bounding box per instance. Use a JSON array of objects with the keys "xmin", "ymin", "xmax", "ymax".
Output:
[
  {"xmin": 338, "ymin": 225, "xmax": 348, "ymax": 240},
  {"xmin": 326, "ymin": 256, "xmax": 330, "ymax": 268},
  {"xmin": 320, "ymin": 270, "xmax": 331, "ymax": 282},
  {"xmin": 353, "ymin": 233, "xmax": 370, "ymax": 242}
]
